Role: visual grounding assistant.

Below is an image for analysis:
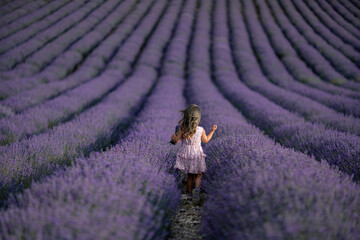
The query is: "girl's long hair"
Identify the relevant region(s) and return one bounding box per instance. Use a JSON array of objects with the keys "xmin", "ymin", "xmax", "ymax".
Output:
[{"xmin": 178, "ymin": 104, "xmax": 201, "ymax": 139}]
